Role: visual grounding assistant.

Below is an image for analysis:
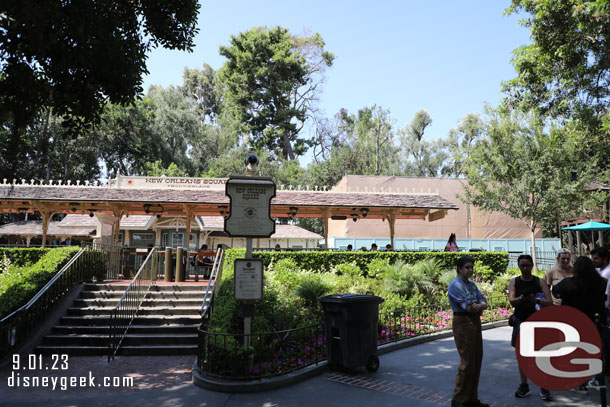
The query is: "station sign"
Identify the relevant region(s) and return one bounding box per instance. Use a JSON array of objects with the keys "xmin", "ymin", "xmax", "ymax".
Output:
[
  {"xmin": 114, "ymin": 175, "xmax": 227, "ymax": 190},
  {"xmin": 234, "ymin": 259, "xmax": 264, "ymax": 301},
  {"xmin": 225, "ymin": 176, "xmax": 276, "ymax": 238}
]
